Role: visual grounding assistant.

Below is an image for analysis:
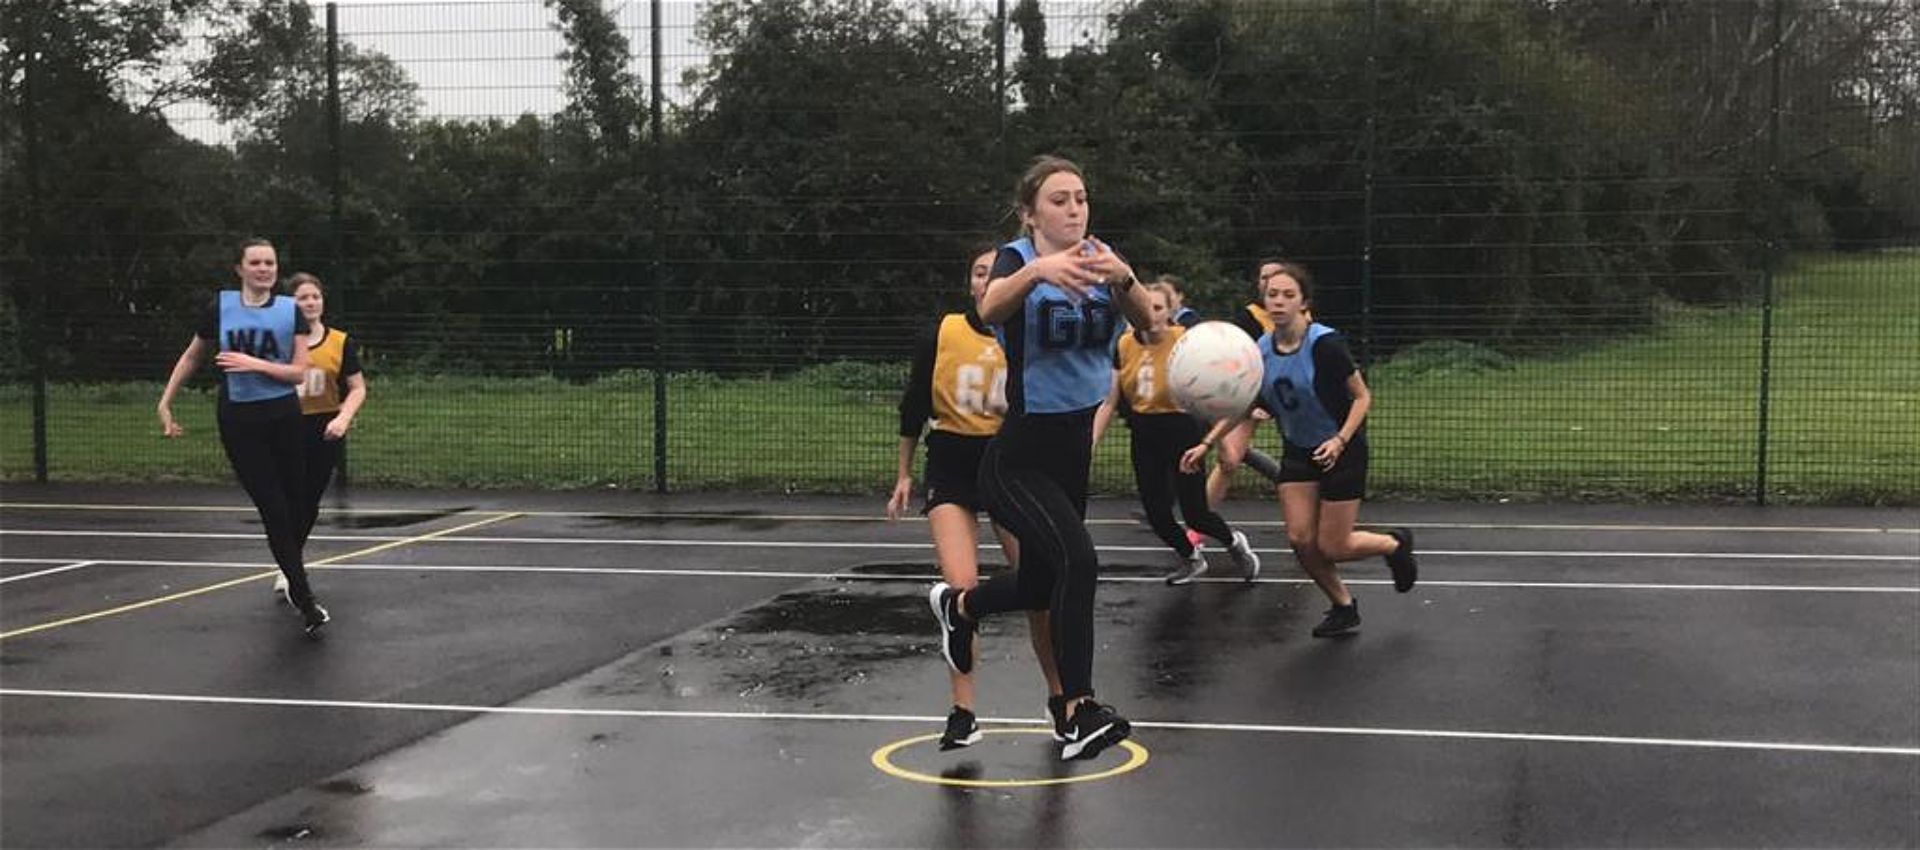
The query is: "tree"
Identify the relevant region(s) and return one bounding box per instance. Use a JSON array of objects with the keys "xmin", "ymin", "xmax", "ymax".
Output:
[{"xmin": 675, "ymin": 0, "xmax": 1003, "ymax": 370}]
